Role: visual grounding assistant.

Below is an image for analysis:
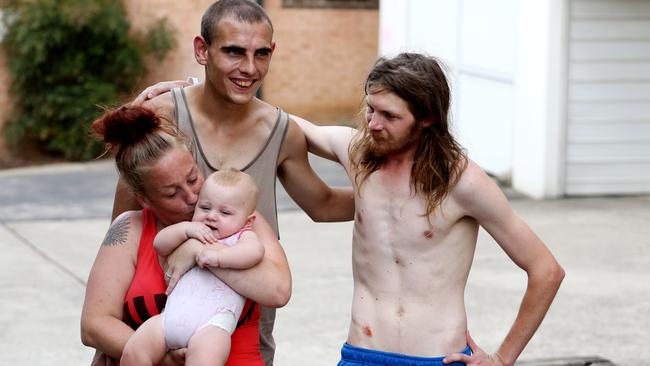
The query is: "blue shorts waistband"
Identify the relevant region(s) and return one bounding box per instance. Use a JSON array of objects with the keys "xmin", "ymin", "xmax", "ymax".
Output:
[{"xmin": 338, "ymin": 342, "xmax": 471, "ymax": 366}]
